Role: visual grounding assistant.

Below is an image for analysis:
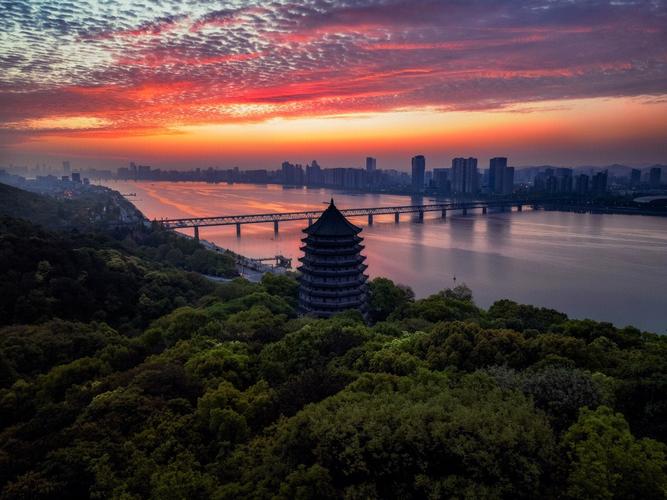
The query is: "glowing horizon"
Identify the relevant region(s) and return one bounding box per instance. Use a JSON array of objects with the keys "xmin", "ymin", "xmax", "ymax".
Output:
[{"xmin": 1, "ymin": 1, "xmax": 666, "ymax": 169}]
